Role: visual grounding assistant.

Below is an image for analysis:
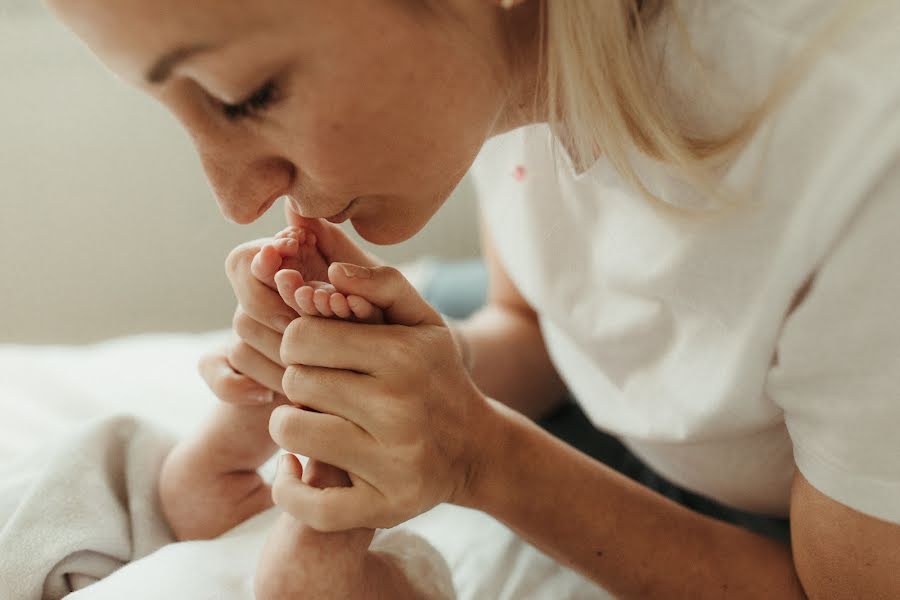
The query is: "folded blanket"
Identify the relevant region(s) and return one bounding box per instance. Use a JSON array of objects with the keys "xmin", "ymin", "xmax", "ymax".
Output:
[{"xmin": 0, "ymin": 415, "xmax": 175, "ymax": 599}]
